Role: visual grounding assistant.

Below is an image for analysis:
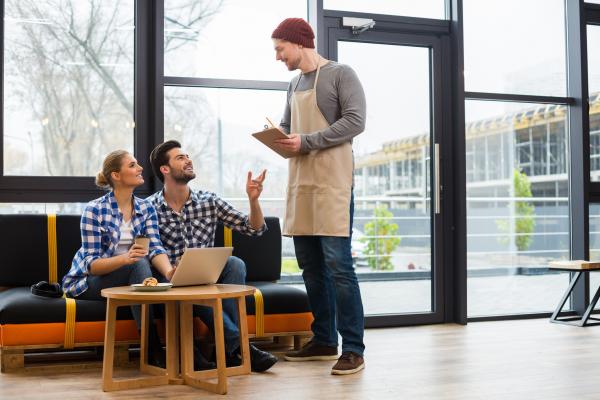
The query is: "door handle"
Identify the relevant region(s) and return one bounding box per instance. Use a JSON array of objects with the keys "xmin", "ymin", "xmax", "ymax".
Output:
[{"xmin": 434, "ymin": 143, "xmax": 441, "ymax": 214}]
